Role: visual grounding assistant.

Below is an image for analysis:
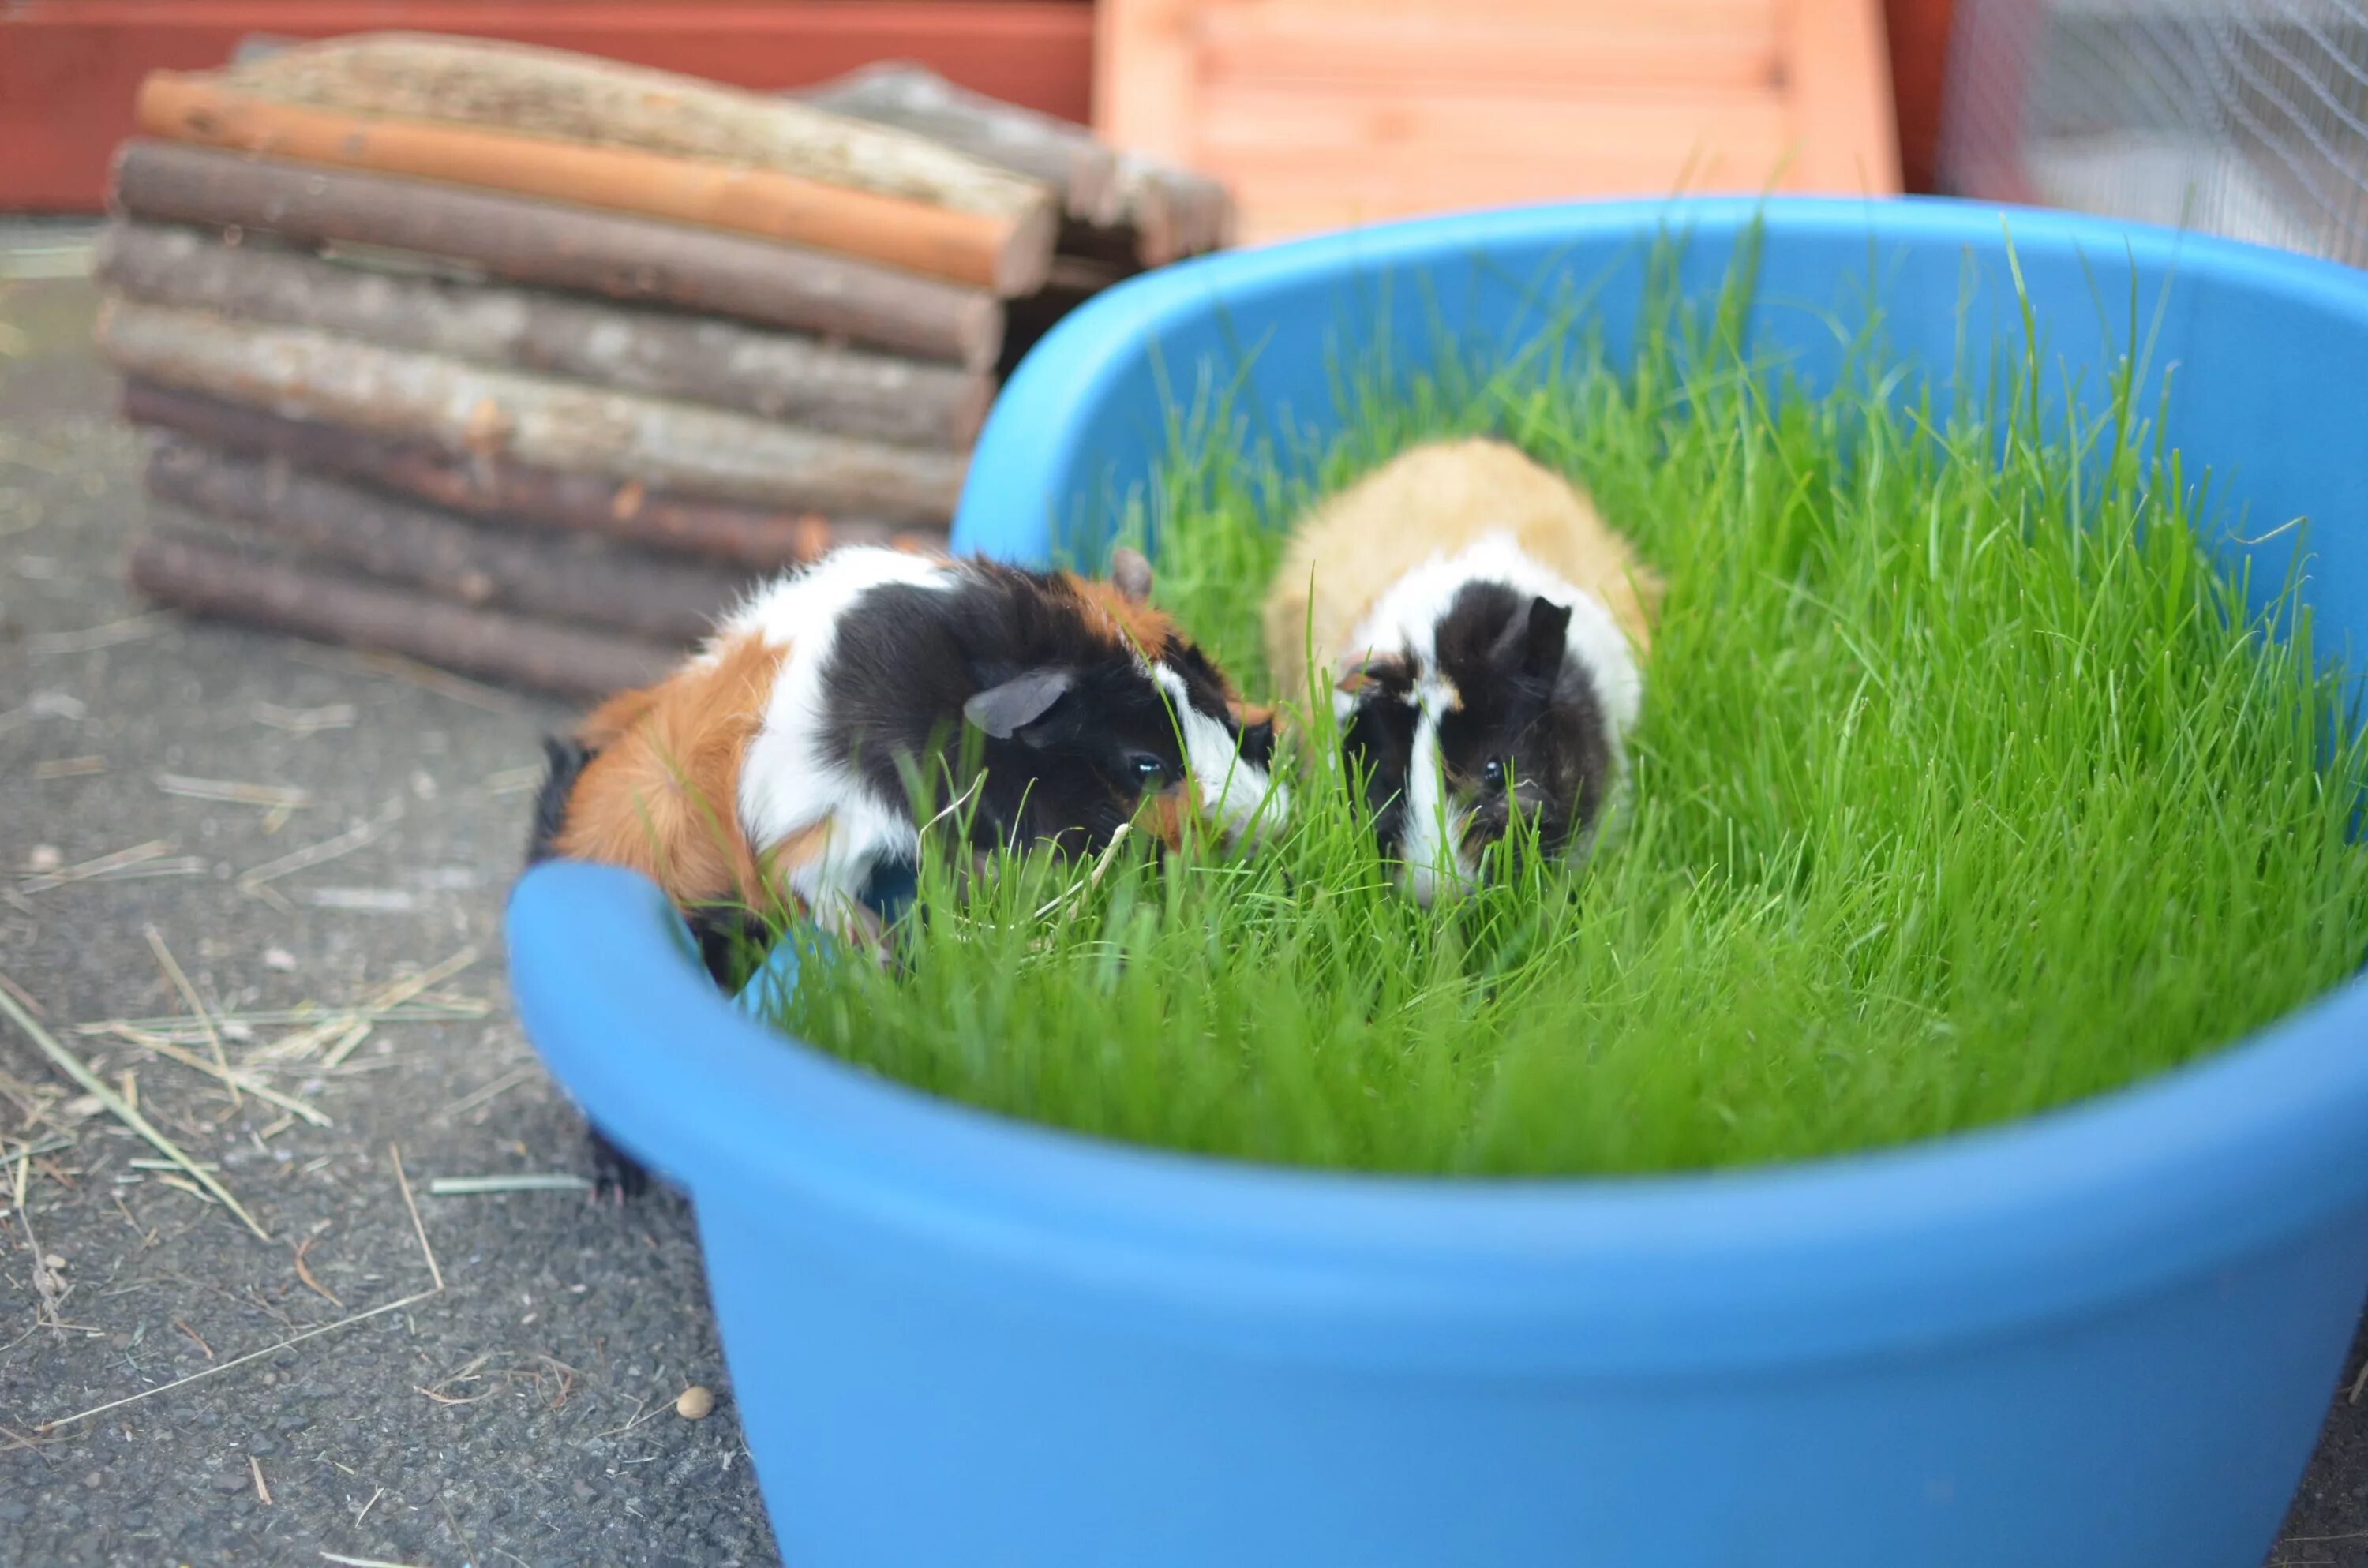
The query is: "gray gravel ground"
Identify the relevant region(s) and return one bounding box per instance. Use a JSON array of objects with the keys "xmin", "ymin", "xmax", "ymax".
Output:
[
  {"xmin": 0, "ymin": 232, "xmax": 2361, "ymax": 1568},
  {"xmin": 2, "ymin": 245, "xmax": 774, "ymax": 1566}
]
